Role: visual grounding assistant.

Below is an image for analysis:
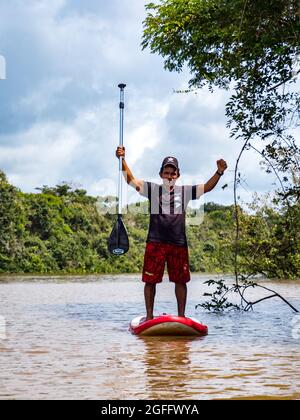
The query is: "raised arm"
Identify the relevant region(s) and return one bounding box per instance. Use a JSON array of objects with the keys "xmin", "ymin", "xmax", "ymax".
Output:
[
  {"xmin": 116, "ymin": 146, "xmax": 144, "ymax": 192},
  {"xmin": 196, "ymin": 159, "xmax": 228, "ymax": 198}
]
